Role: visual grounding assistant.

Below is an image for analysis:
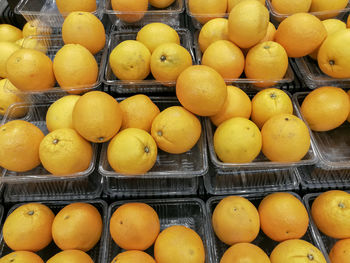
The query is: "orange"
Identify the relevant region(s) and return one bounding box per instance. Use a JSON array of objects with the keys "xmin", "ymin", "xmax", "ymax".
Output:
[
  {"xmin": 198, "ymin": 18, "xmax": 229, "ymax": 52},
  {"xmin": 258, "ymin": 192, "xmax": 309, "ymax": 242},
  {"xmin": 15, "ymin": 37, "xmax": 48, "ymax": 54},
  {"xmin": 202, "ymin": 40, "xmax": 245, "ymax": 79},
  {"xmin": 318, "ymin": 29, "xmax": 350, "ymax": 78},
  {"xmin": 108, "ymin": 128, "xmax": 158, "ymax": 175},
  {"xmin": 154, "ymin": 225, "xmax": 205, "ymax": 263},
  {"xmin": 39, "ymin": 128, "xmax": 93, "ymax": 175},
  {"xmin": 110, "ymin": 203, "xmax": 160, "ymax": 250},
  {"xmin": 188, "ymin": 0, "xmax": 227, "ymax": 24},
  {"xmin": 310, "ymin": 0, "xmax": 348, "ymax": 20},
  {"xmin": 270, "ymin": 0, "xmax": 311, "ymax": 15},
  {"xmin": 261, "ymin": 114, "xmax": 310, "ymax": 162},
  {"xmin": 120, "ymin": 94, "xmax": 160, "ymax": 132},
  {"xmin": 111, "ymin": 251, "xmax": 156, "ymax": 263},
  {"xmin": 300, "ymin": 86, "xmax": 350, "ymax": 131},
  {"xmin": 311, "ymin": 190, "xmax": 350, "ymax": 239},
  {"xmin": 151, "ymin": 106, "xmax": 202, "ymax": 154},
  {"xmin": 0, "ymin": 120, "xmax": 44, "ymax": 172},
  {"xmin": 329, "ymin": 239, "xmax": 350, "ymax": 263},
  {"xmin": 62, "ymin": 12, "xmax": 106, "ymax": 55},
  {"xmin": 251, "ymin": 88, "xmax": 293, "ymax": 129},
  {"xmin": 270, "ymin": 239, "xmax": 327, "ymax": 263},
  {"xmin": 46, "ymin": 95, "xmax": 80, "ymax": 132},
  {"xmin": 52, "ymin": 203, "xmax": 102, "ymax": 251},
  {"xmin": 22, "ymin": 20, "xmax": 52, "ymax": 37},
  {"xmin": 56, "ymin": 0, "xmax": 96, "ymax": 15},
  {"xmin": 245, "ymin": 41, "xmax": 288, "ymax": 88},
  {"xmin": 109, "ymin": 40, "xmax": 151, "ymax": 81},
  {"xmin": 220, "ymin": 243, "xmax": 271, "ymax": 263},
  {"xmin": 3, "ymin": 203, "xmax": 54, "ymax": 252},
  {"xmin": 151, "ymin": 43, "xmax": 192, "ymax": 83},
  {"xmin": 210, "ymin": 86, "xmax": 252, "ymax": 126},
  {"xmin": 6, "ymin": 48, "xmax": 55, "ymax": 91},
  {"xmin": 0, "ymin": 24, "xmax": 22, "ymax": 42},
  {"xmin": 275, "ymin": 13, "xmax": 327, "ymax": 57},
  {"xmin": 149, "ymin": 0, "xmax": 175, "ymax": 8},
  {"xmin": 0, "ymin": 251, "xmax": 44, "ymax": 263},
  {"xmin": 53, "ymin": 44, "xmax": 98, "ymax": 94},
  {"xmin": 228, "ymin": 0, "xmax": 270, "ymax": 49},
  {"xmin": 258, "ymin": 22, "xmax": 277, "ymax": 43},
  {"xmin": 348, "ymin": 14, "xmax": 350, "ymax": 27},
  {"xmin": 111, "ymin": 0, "xmax": 148, "ymax": 23},
  {"xmin": 0, "ymin": 41, "xmax": 20, "ymax": 78},
  {"xmin": 348, "ymin": 89, "xmax": 350, "ymax": 122},
  {"xmin": 228, "ymin": 0, "xmax": 265, "ymax": 12},
  {"xmin": 0, "ymin": 79, "xmax": 28, "ymax": 118},
  {"xmin": 176, "ymin": 65, "xmax": 227, "ymax": 116},
  {"xmin": 47, "ymin": 250, "xmax": 93, "ymax": 263},
  {"xmin": 214, "ymin": 117, "xmax": 262, "ymax": 163},
  {"xmin": 72, "ymin": 91, "xmax": 123, "ymax": 143},
  {"xmin": 136, "ymin": 23, "xmax": 180, "ymax": 53},
  {"xmin": 212, "ymin": 196, "xmax": 260, "ymax": 245}
]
